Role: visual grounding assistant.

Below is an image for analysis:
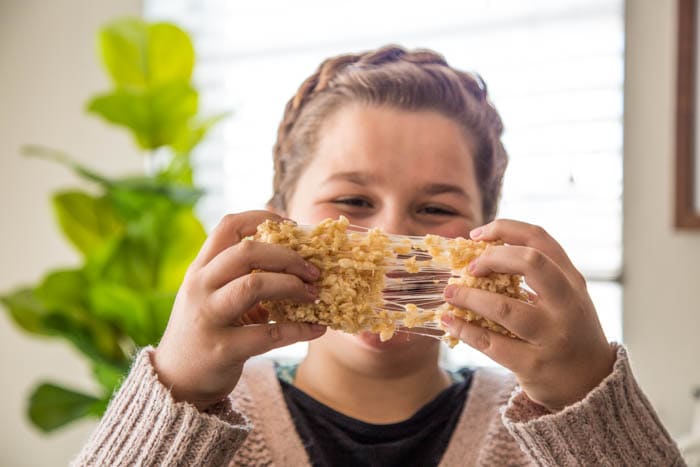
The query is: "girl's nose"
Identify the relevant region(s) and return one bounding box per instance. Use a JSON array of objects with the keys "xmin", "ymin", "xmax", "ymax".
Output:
[{"xmin": 373, "ymin": 208, "xmax": 417, "ymax": 237}]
